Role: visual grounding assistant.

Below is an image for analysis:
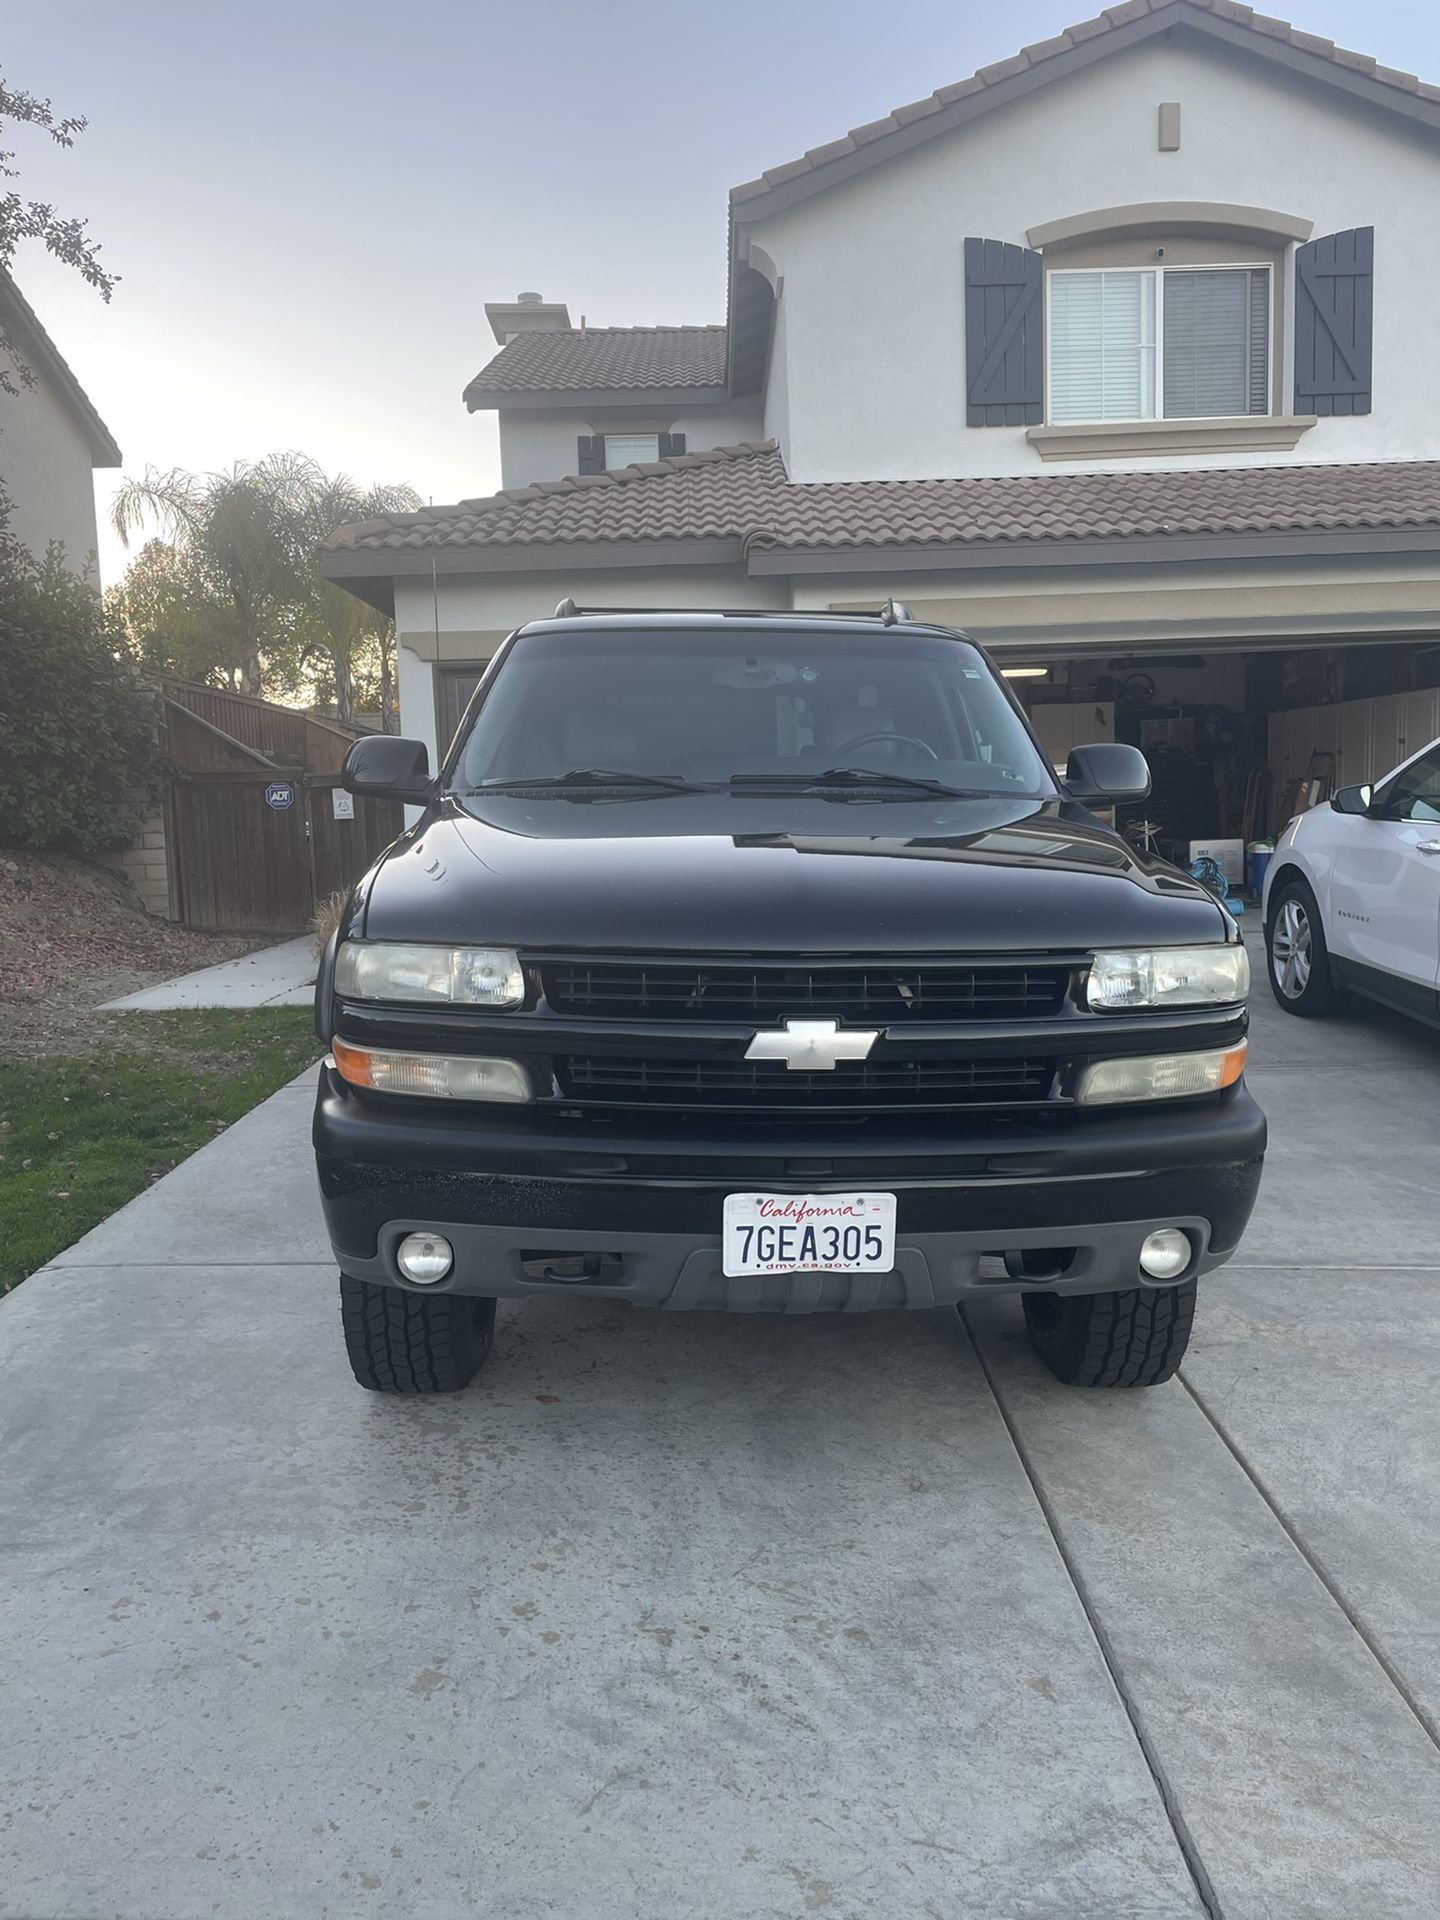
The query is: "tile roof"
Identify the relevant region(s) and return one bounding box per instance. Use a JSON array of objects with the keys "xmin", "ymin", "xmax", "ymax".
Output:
[
  {"xmin": 730, "ymin": 0, "xmax": 1440, "ymax": 208},
  {"xmin": 326, "ymin": 442, "xmax": 779, "ymax": 553},
  {"xmin": 324, "ymin": 441, "xmax": 1440, "ymax": 561},
  {"xmin": 463, "ymin": 325, "xmax": 727, "ymax": 406}
]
